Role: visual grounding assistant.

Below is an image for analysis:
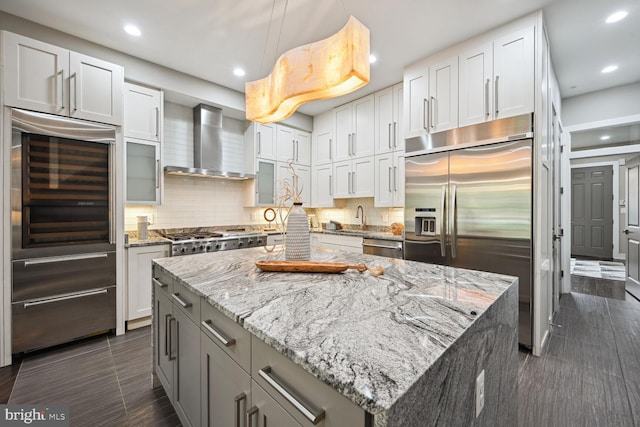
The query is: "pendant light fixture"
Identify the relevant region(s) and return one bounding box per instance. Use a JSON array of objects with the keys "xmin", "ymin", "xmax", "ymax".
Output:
[{"xmin": 245, "ymin": 14, "xmax": 370, "ymax": 124}]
